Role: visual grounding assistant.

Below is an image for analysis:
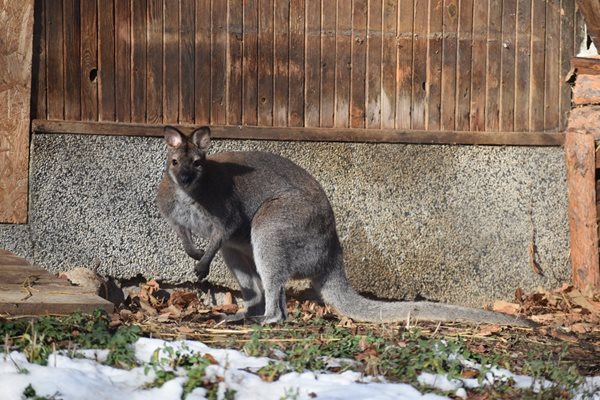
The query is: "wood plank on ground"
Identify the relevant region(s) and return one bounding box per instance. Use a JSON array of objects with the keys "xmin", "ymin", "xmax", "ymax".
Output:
[{"xmin": 0, "ymin": 251, "xmax": 113, "ymax": 316}]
